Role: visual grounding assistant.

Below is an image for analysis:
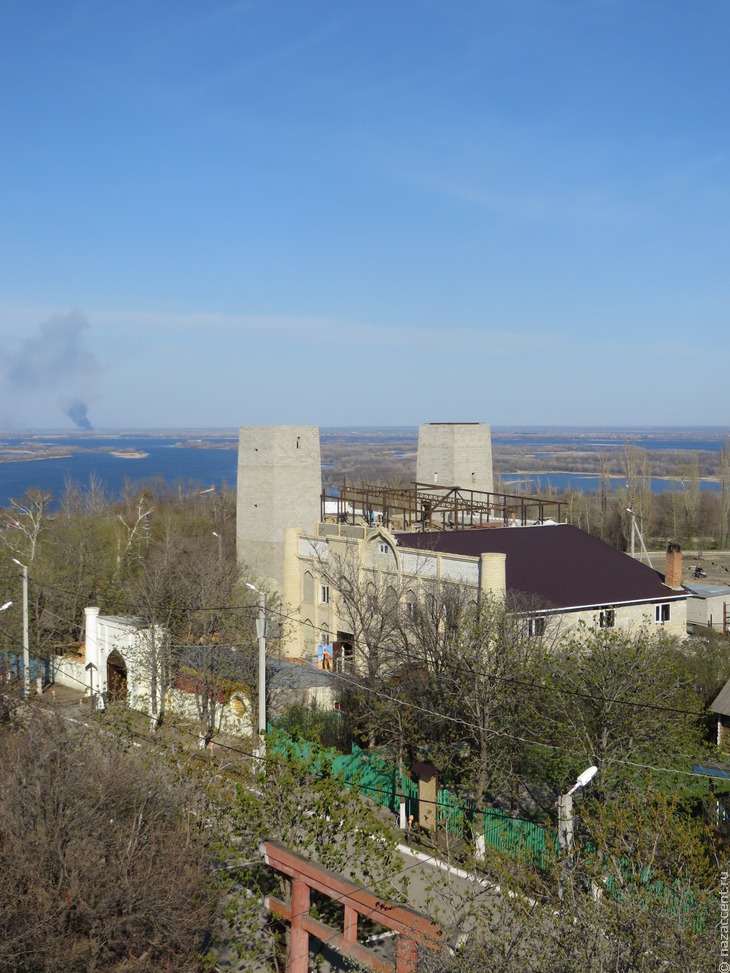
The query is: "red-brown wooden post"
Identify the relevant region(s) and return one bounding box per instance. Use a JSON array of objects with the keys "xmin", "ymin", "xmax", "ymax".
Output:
[
  {"xmin": 263, "ymin": 841, "xmax": 442, "ymax": 972},
  {"xmin": 343, "ymin": 905, "xmax": 358, "ymax": 943},
  {"xmin": 395, "ymin": 936, "xmax": 418, "ymax": 973},
  {"xmin": 290, "ymin": 878, "xmax": 311, "ymax": 973}
]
